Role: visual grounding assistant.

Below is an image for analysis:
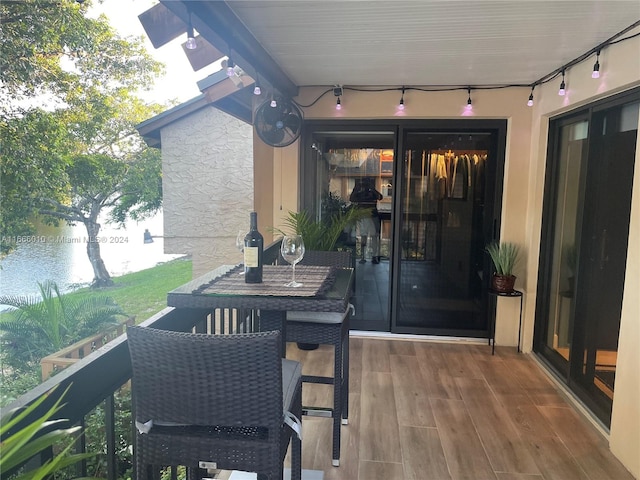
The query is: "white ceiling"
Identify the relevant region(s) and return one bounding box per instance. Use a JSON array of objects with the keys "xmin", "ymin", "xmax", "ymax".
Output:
[{"xmin": 227, "ymin": 0, "xmax": 640, "ymax": 88}]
